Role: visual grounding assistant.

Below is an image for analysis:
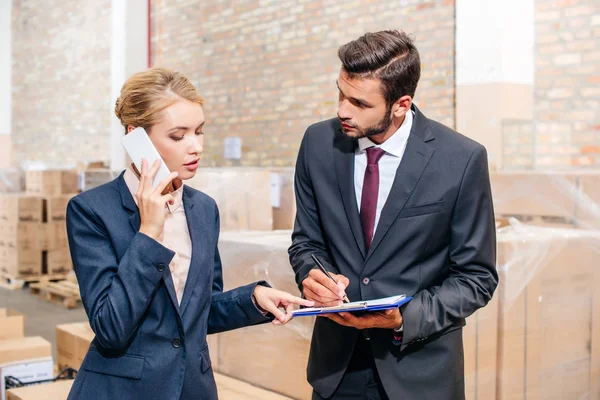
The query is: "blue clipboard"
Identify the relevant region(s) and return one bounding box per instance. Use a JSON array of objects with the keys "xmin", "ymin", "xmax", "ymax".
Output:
[{"xmin": 292, "ymin": 294, "xmax": 412, "ymax": 317}]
